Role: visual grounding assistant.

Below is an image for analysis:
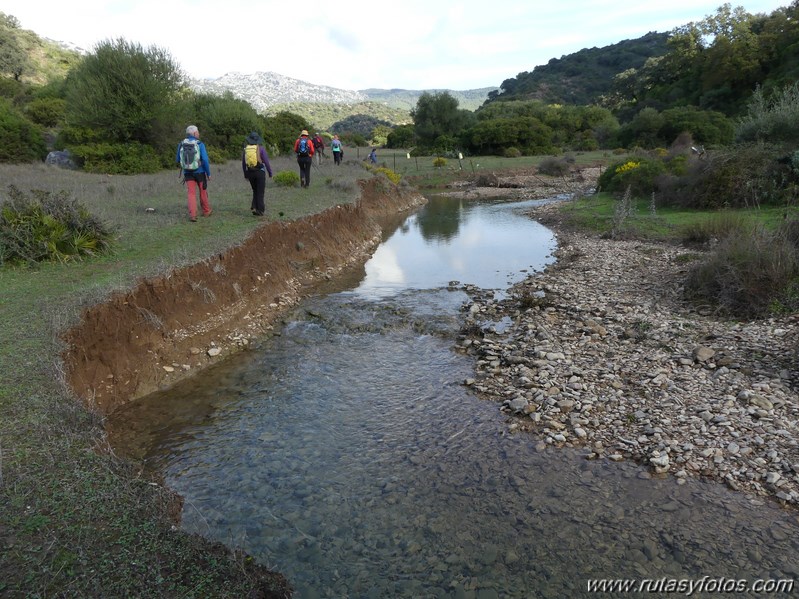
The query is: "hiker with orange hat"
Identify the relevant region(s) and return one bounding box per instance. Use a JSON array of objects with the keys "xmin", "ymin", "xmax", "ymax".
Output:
[{"xmin": 294, "ymin": 129, "xmax": 315, "ymax": 189}]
